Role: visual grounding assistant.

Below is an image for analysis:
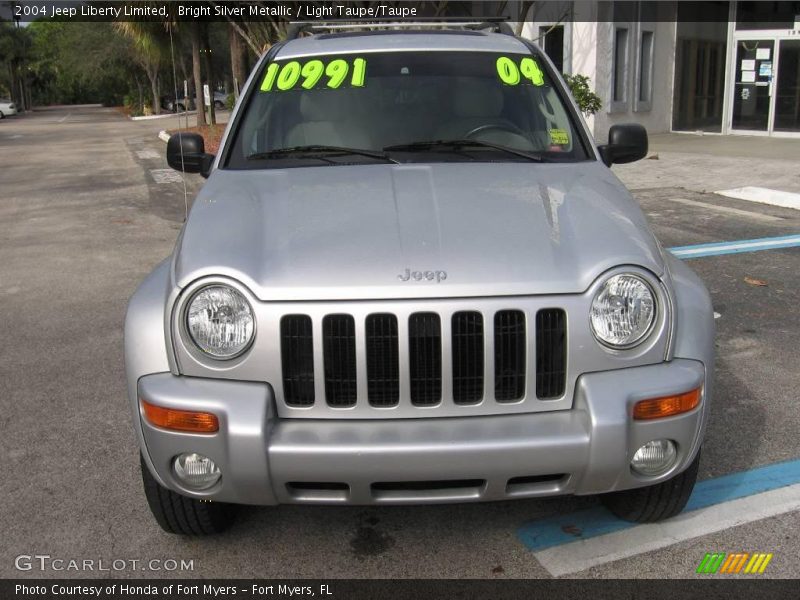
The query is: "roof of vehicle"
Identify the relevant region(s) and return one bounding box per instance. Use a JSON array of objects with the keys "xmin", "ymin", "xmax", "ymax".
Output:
[{"xmin": 275, "ymin": 30, "xmax": 532, "ymax": 59}]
